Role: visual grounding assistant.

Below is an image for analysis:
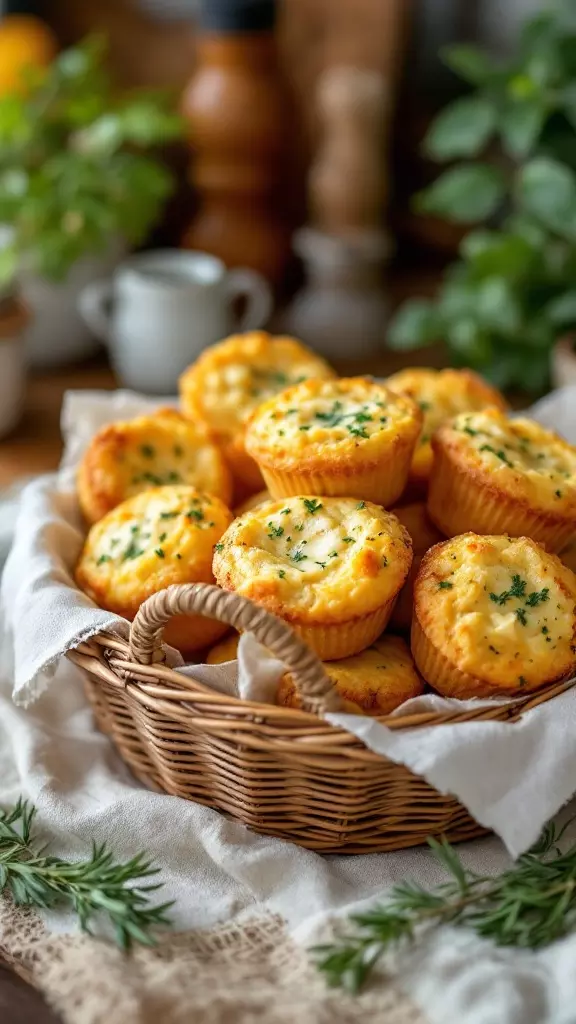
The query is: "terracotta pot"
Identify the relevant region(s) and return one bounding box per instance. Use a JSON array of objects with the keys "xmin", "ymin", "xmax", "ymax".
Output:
[{"xmin": 551, "ymin": 335, "xmax": 576, "ymax": 390}]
